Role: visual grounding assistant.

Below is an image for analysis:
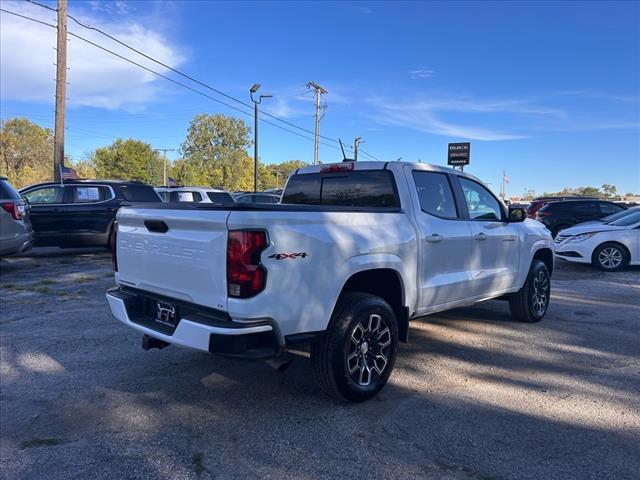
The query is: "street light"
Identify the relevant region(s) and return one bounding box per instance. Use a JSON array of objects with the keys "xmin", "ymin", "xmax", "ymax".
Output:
[{"xmin": 250, "ymin": 83, "xmax": 272, "ymax": 192}]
